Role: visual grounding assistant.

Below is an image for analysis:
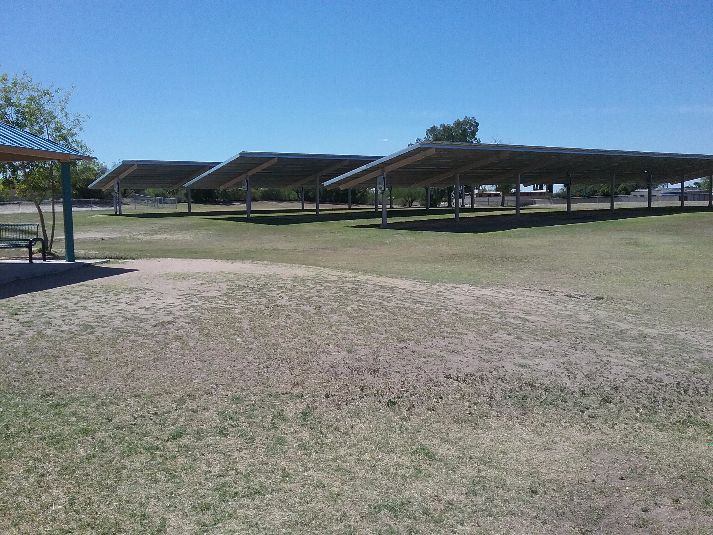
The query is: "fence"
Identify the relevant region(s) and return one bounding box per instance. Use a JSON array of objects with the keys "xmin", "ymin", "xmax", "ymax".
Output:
[{"xmin": 127, "ymin": 194, "xmax": 178, "ymax": 210}]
